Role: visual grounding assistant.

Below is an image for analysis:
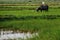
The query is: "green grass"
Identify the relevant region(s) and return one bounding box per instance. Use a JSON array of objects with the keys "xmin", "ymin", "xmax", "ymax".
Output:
[
  {"xmin": 0, "ymin": 8, "xmax": 60, "ymax": 40},
  {"xmin": 0, "ymin": 8, "xmax": 60, "ymax": 17},
  {"xmin": 0, "ymin": 19, "xmax": 60, "ymax": 40}
]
